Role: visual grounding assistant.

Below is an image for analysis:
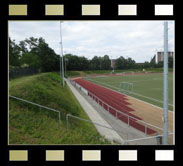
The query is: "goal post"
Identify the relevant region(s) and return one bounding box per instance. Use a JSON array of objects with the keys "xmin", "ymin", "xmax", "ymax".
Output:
[{"xmin": 119, "ymin": 82, "xmax": 134, "ymax": 93}]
